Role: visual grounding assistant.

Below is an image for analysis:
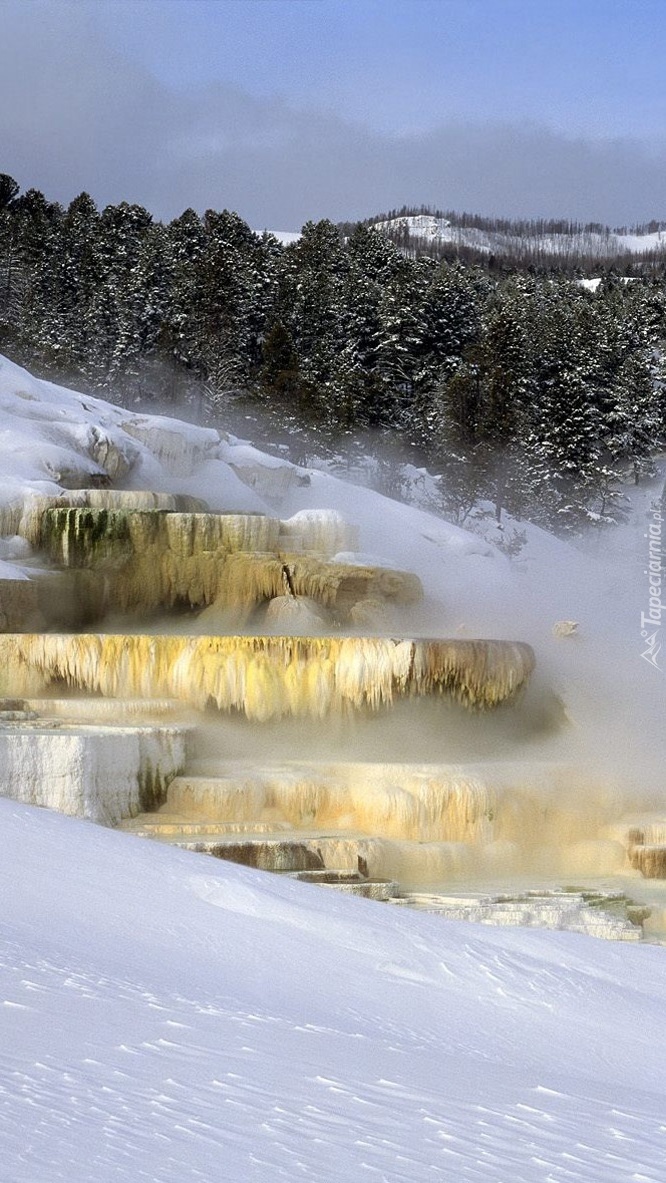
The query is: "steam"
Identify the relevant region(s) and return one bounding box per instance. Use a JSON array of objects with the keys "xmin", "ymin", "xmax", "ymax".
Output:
[{"xmin": 1, "ymin": 370, "xmax": 664, "ymax": 910}]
